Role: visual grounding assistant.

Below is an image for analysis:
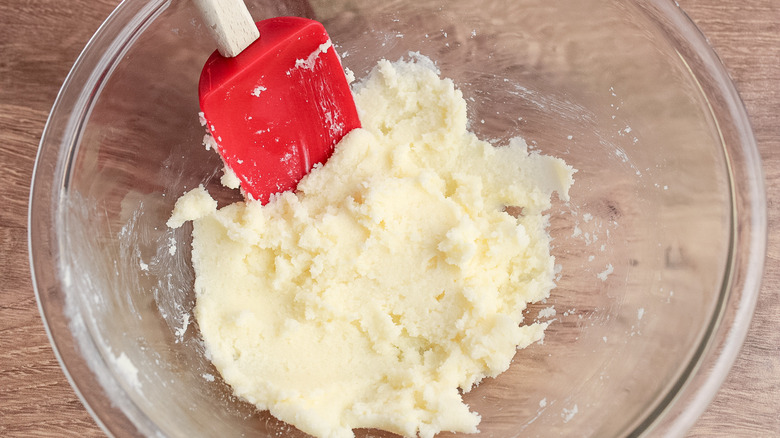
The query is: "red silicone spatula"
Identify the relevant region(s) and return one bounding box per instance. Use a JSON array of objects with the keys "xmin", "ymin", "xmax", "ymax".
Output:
[{"xmin": 193, "ymin": 0, "xmax": 361, "ymax": 203}]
